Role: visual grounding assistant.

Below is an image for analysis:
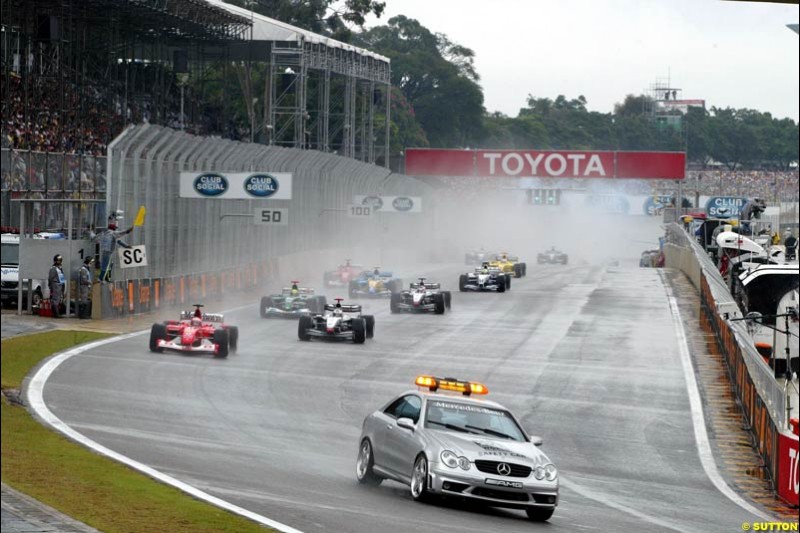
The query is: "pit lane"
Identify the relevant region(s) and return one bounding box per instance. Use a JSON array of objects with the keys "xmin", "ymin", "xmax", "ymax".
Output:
[{"xmin": 38, "ymin": 261, "xmax": 766, "ymax": 532}]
